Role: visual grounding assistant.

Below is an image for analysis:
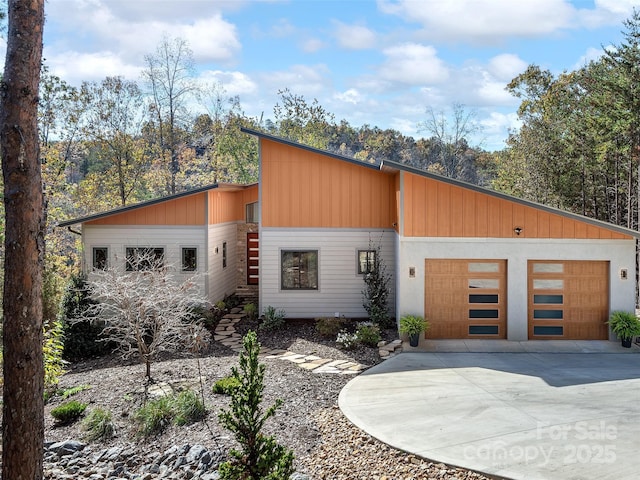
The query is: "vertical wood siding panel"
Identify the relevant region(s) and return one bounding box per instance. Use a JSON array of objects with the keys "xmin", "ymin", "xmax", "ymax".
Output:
[
  {"xmin": 538, "ymin": 211, "xmax": 550, "ymax": 238},
  {"xmin": 462, "ymin": 190, "xmax": 475, "ymax": 237},
  {"xmin": 500, "ymin": 201, "xmax": 513, "ymax": 237},
  {"xmin": 437, "ymin": 183, "xmax": 451, "ymax": 236},
  {"xmin": 425, "ymin": 176, "xmax": 438, "ymax": 237},
  {"xmin": 414, "ymin": 175, "xmax": 426, "ymax": 235},
  {"xmin": 450, "ymin": 187, "xmax": 464, "ymax": 237},
  {"xmin": 563, "ymin": 218, "xmax": 576, "ymax": 238},
  {"xmin": 475, "ymin": 194, "xmax": 488, "ymax": 237},
  {"xmin": 524, "ymin": 207, "xmax": 538, "ymax": 238},
  {"xmin": 486, "ymin": 196, "xmax": 501, "ymax": 237},
  {"xmin": 404, "ymin": 173, "xmax": 414, "ymax": 236},
  {"xmin": 549, "ymin": 214, "xmax": 563, "ymax": 238},
  {"xmin": 513, "ymin": 204, "xmax": 525, "ymax": 237}
]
